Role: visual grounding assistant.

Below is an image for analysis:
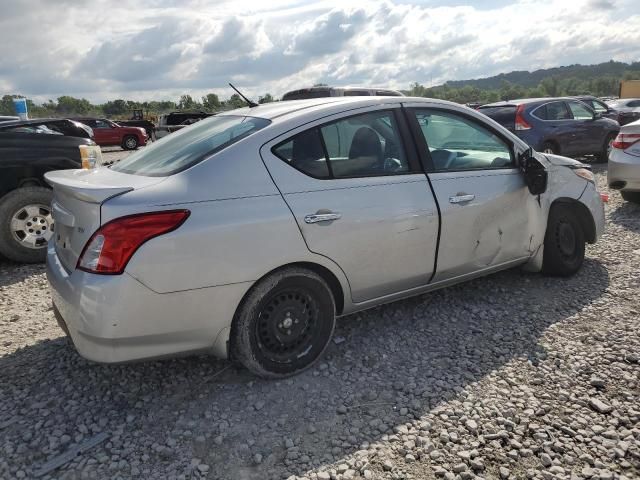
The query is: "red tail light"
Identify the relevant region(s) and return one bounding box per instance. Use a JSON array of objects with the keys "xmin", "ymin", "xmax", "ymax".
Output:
[
  {"xmin": 515, "ymin": 104, "xmax": 532, "ymax": 131},
  {"xmin": 77, "ymin": 210, "xmax": 190, "ymax": 274},
  {"xmin": 611, "ymin": 132, "xmax": 640, "ymax": 150}
]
